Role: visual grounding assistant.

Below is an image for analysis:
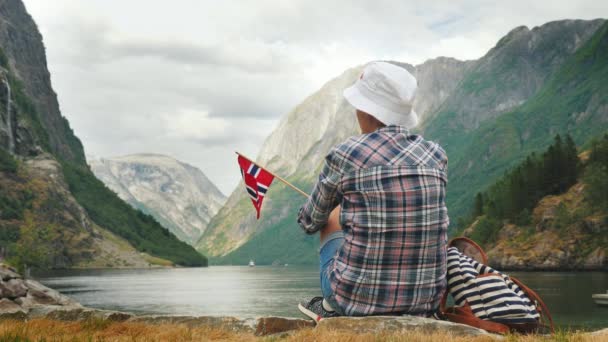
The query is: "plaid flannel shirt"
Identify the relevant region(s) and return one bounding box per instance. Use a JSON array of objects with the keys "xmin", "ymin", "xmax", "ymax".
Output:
[{"xmin": 297, "ymin": 125, "xmax": 449, "ymax": 316}]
